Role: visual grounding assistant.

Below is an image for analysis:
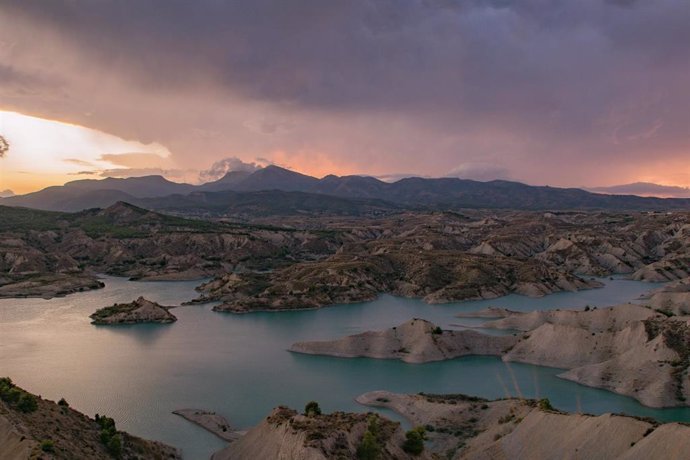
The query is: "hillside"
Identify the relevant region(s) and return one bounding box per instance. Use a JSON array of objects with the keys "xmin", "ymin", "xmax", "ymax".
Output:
[{"xmin": 0, "ymin": 377, "xmax": 180, "ymax": 459}]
